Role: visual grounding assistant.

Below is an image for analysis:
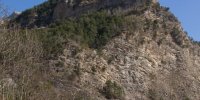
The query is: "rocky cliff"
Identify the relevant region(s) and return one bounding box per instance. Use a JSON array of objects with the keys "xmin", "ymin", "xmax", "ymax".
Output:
[
  {"xmin": 1, "ymin": 0, "xmax": 200, "ymax": 100},
  {"xmin": 12, "ymin": 0, "xmax": 155, "ymax": 27},
  {"xmin": 53, "ymin": 0, "xmax": 150, "ymax": 20}
]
